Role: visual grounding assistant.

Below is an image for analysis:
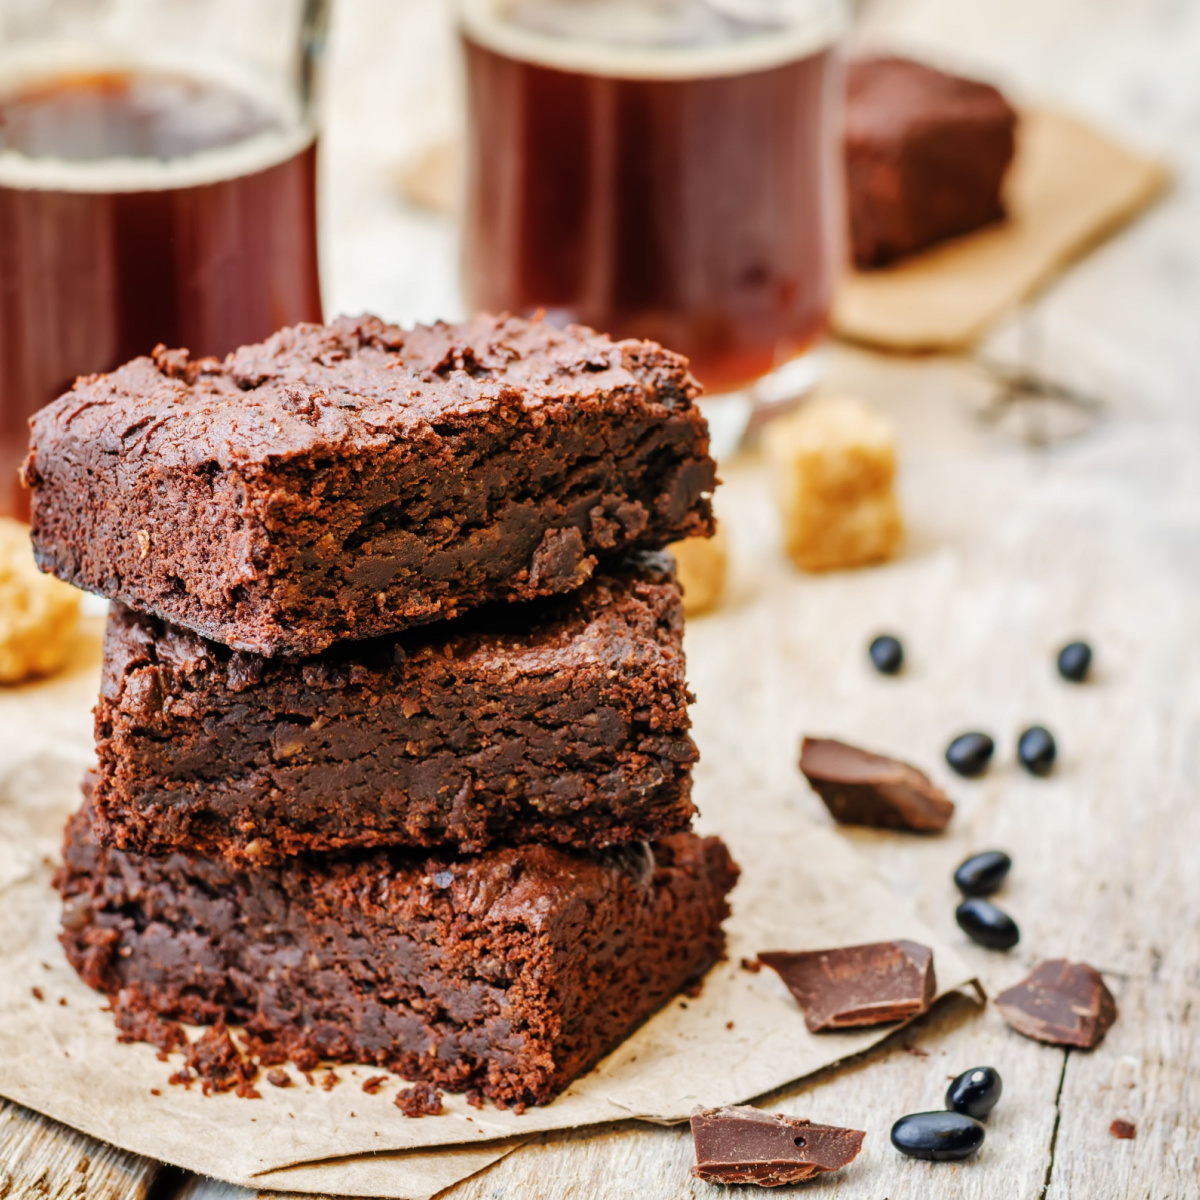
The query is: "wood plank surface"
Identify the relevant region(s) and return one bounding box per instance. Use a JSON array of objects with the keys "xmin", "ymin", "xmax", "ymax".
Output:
[
  {"xmin": 0, "ymin": 1098, "xmax": 160, "ymax": 1200},
  {"xmin": 7, "ymin": 0, "xmax": 1200, "ymax": 1196}
]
